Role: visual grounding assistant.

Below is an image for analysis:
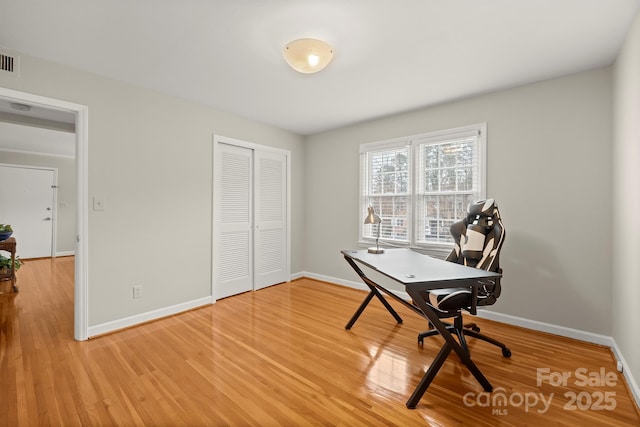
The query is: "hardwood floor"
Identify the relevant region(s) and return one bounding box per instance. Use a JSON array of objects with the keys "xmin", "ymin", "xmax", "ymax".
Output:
[{"xmin": 1, "ymin": 257, "xmax": 639, "ymax": 426}]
